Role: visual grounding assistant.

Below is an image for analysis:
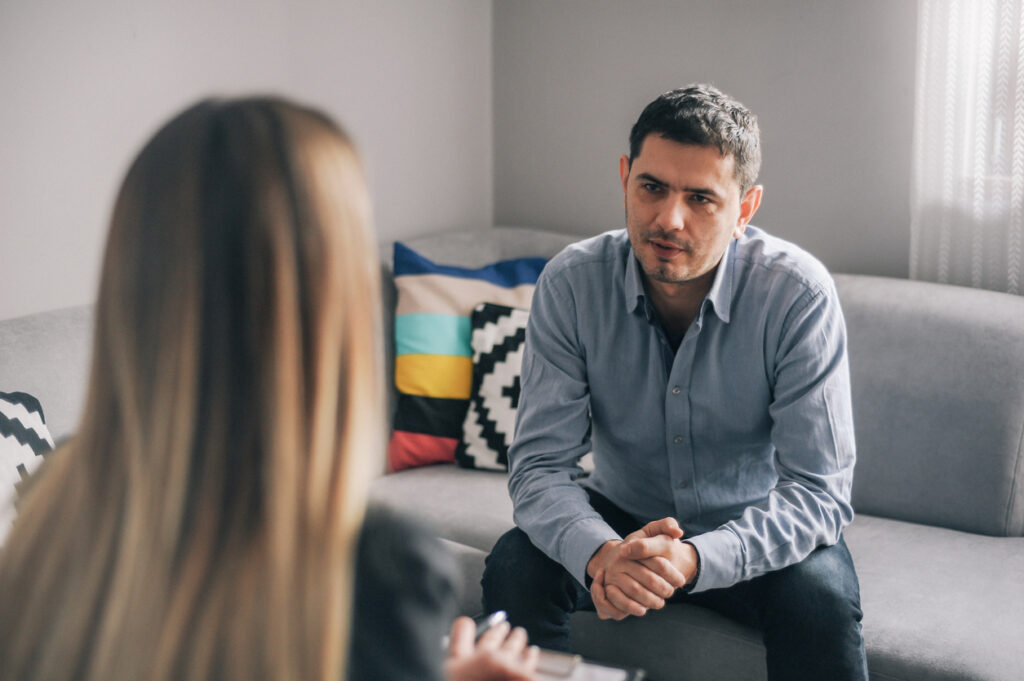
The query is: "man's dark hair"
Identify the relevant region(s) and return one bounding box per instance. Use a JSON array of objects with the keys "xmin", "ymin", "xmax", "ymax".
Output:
[{"xmin": 628, "ymin": 83, "xmax": 761, "ymax": 194}]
